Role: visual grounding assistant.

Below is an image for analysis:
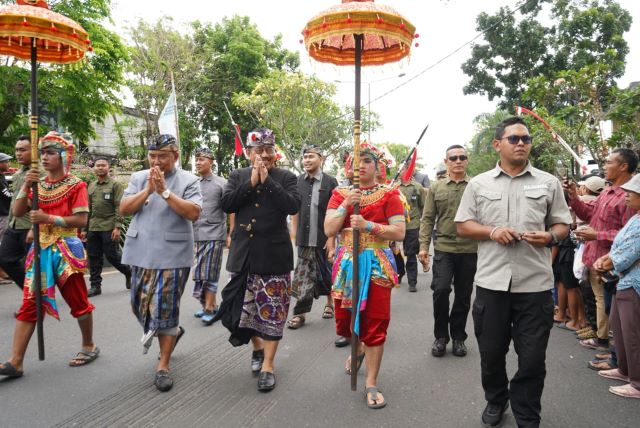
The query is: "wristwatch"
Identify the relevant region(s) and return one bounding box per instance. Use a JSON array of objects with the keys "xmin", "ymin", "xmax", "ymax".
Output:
[
  {"xmin": 546, "ymin": 230, "xmax": 559, "ymax": 247},
  {"xmin": 161, "ymin": 189, "xmax": 171, "ymax": 200}
]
